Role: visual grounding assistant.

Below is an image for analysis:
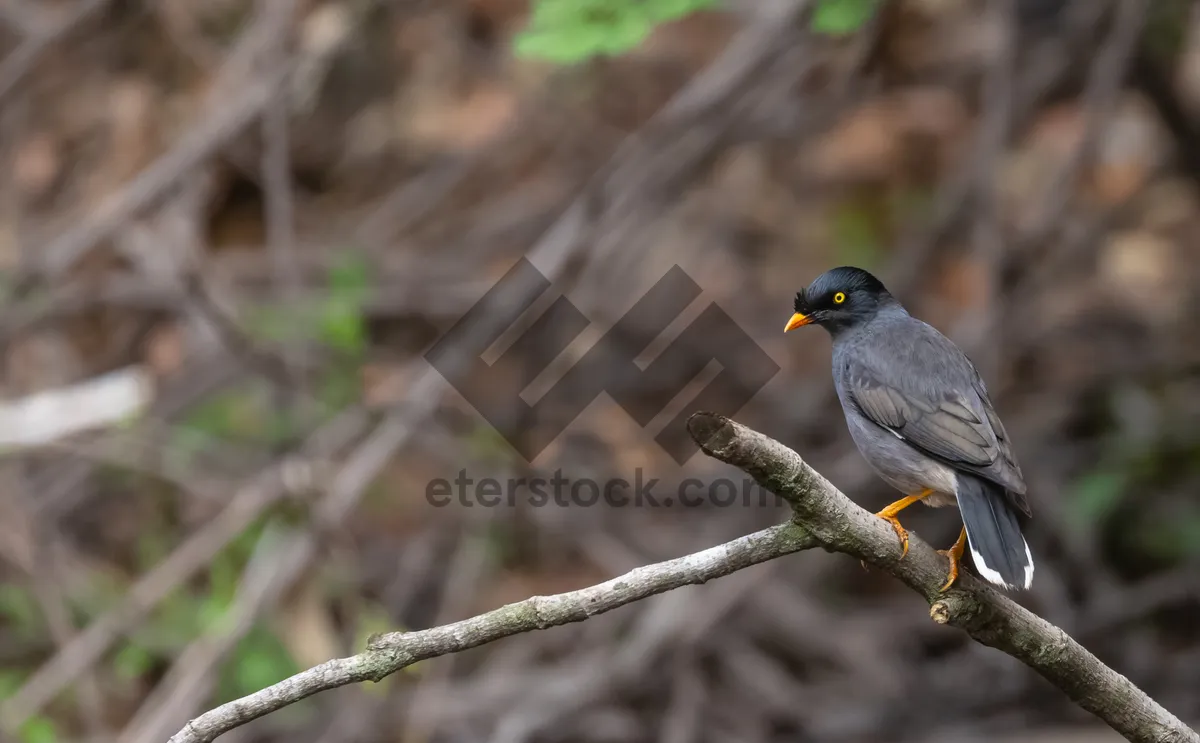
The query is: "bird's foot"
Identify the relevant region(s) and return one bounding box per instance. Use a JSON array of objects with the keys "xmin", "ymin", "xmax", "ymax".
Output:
[
  {"xmin": 874, "ymin": 512, "xmax": 910, "ymax": 558},
  {"xmin": 937, "ymin": 526, "xmax": 969, "ymax": 592},
  {"xmin": 872, "ymin": 489, "xmax": 933, "ymax": 560},
  {"xmin": 937, "ymin": 550, "xmax": 959, "ymax": 592}
]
